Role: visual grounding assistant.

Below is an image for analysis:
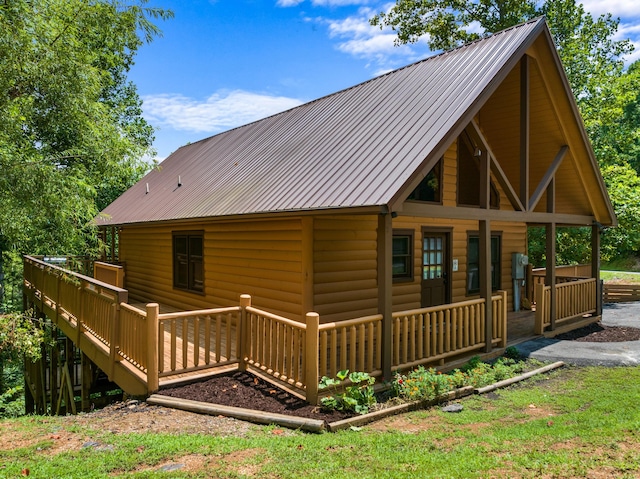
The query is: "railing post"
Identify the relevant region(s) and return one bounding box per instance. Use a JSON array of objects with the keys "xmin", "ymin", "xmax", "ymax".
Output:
[
  {"xmin": 108, "ymin": 302, "xmax": 121, "ymax": 378},
  {"xmin": 534, "ymin": 283, "xmax": 545, "ymax": 334},
  {"xmin": 305, "ymin": 312, "xmax": 320, "ymax": 405},
  {"xmin": 146, "ymin": 303, "xmax": 160, "ymax": 394},
  {"xmin": 238, "ymin": 294, "xmax": 251, "ymax": 371},
  {"xmin": 500, "ymin": 290, "xmax": 508, "ymax": 348}
]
